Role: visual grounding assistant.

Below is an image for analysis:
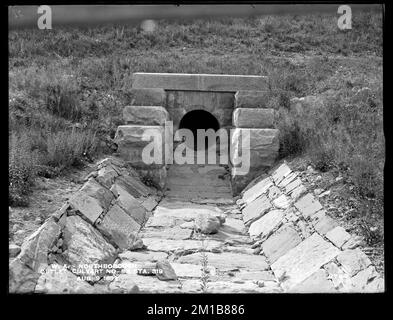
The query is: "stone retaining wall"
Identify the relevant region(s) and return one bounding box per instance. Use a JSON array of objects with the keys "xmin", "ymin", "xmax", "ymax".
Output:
[
  {"xmin": 237, "ymin": 162, "xmax": 384, "ymax": 292},
  {"xmin": 116, "ymin": 73, "xmax": 281, "ymax": 194},
  {"xmin": 9, "ymin": 157, "xmax": 161, "ymax": 293}
]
